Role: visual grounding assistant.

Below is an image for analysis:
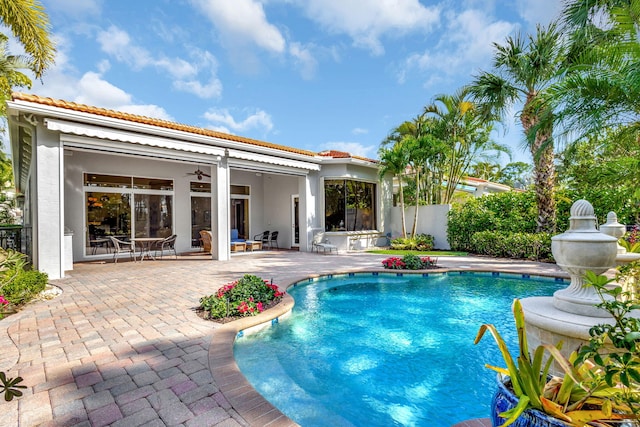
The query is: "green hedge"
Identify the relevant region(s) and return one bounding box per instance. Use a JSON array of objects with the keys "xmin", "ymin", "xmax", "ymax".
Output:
[
  {"xmin": 447, "ymin": 191, "xmax": 539, "ymax": 253},
  {"xmin": 470, "ymin": 231, "xmax": 553, "ymax": 261}
]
